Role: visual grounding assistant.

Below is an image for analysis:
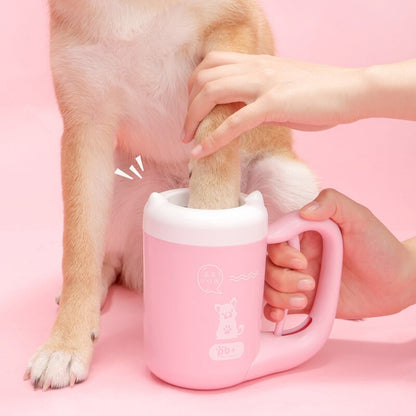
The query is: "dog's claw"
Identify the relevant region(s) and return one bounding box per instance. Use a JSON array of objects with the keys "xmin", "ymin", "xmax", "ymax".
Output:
[
  {"xmin": 43, "ymin": 379, "xmax": 51, "ymax": 391},
  {"xmin": 90, "ymin": 330, "xmax": 99, "ymax": 342},
  {"xmin": 33, "ymin": 376, "xmax": 41, "ymax": 390},
  {"xmin": 23, "ymin": 368, "xmax": 31, "ymax": 381},
  {"xmin": 55, "ymin": 291, "xmax": 61, "ymax": 305},
  {"xmin": 70, "ymin": 373, "xmax": 77, "ymax": 387}
]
